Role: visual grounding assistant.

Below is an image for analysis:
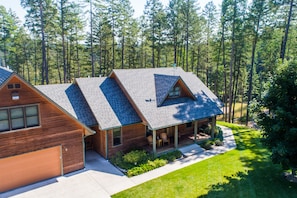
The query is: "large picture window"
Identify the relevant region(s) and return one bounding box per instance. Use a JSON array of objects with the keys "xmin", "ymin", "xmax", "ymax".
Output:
[
  {"xmin": 0, "ymin": 105, "xmax": 39, "ymax": 132},
  {"xmin": 113, "ymin": 128, "xmax": 122, "ymax": 146}
]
